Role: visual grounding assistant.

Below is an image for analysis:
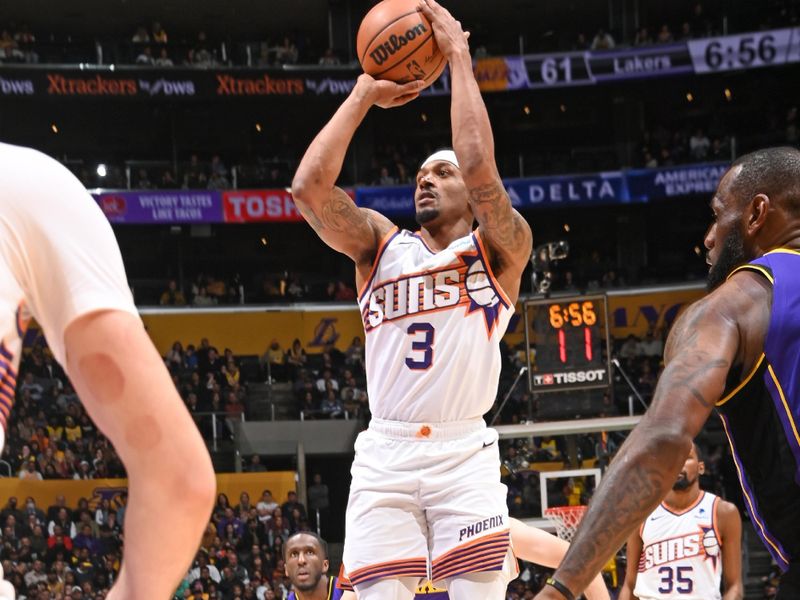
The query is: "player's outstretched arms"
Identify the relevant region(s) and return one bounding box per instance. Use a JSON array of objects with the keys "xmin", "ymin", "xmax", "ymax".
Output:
[
  {"xmin": 509, "ymin": 519, "xmax": 609, "ymax": 600},
  {"xmin": 617, "ymin": 530, "xmax": 643, "ymax": 600},
  {"xmin": 65, "ymin": 310, "xmax": 216, "ymax": 600},
  {"xmin": 292, "ymin": 75, "xmax": 423, "ymax": 268}
]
